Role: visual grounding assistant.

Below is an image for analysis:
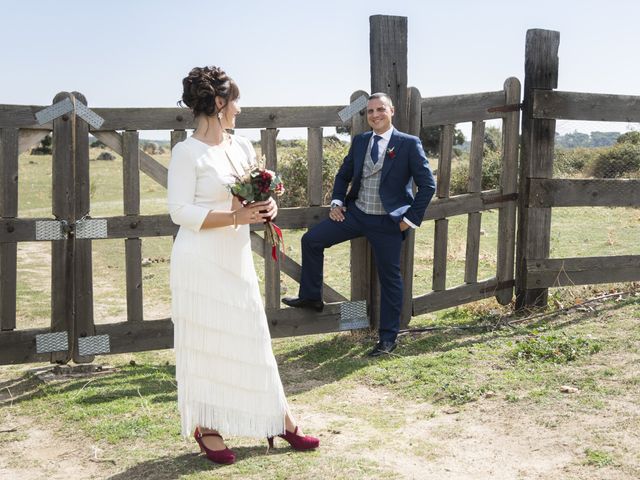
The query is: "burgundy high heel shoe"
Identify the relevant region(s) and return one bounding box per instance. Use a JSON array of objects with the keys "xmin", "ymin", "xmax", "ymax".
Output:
[
  {"xmin": 194, "ymin": 427, "xmax": 236, "ymax": 464},
  {"xmin": 267, "ymin": 426, "xmax": 320, "ymax": 451}
]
